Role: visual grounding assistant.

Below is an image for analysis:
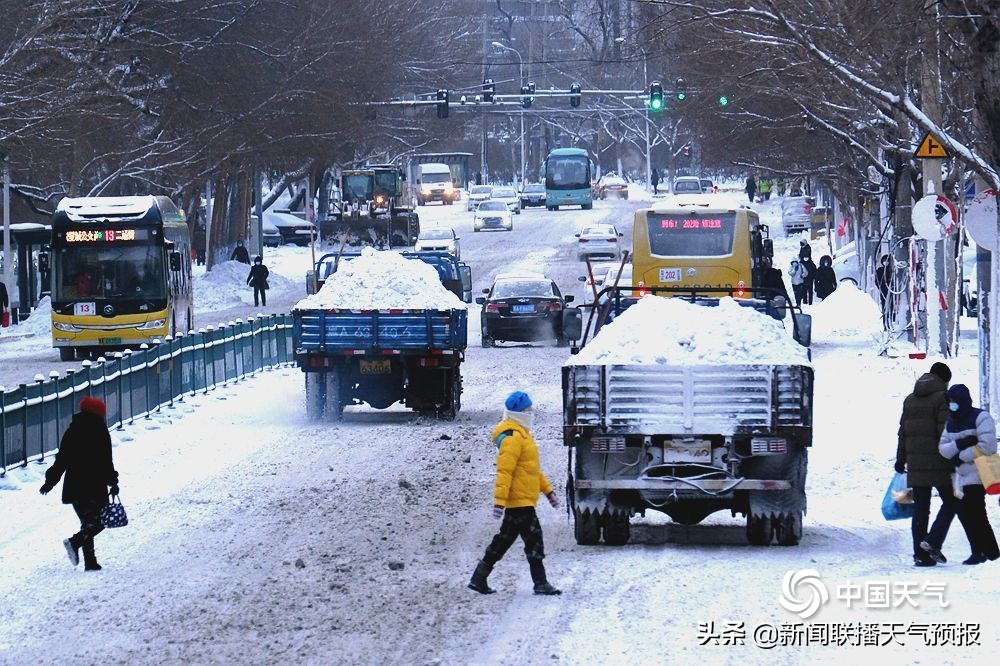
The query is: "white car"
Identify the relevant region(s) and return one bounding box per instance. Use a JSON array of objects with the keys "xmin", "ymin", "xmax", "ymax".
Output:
[
  {"xmin": 473, "ymin": 200, "xmax": 513, "ymax": 232},
  {"xmin": 414, "ymin": 226, "xmax": 461, "ymax": 259},
  {"xmin": 466, "ymin": 185, "xmax": 493, "ymax": 211},
  {"xmin": 672, "ymin": 176, "xmax": 704, "ymax": 195},
  {"xmin": 490, "ymin": 186, "xmax": 521, "ymax": 214},
  {"xmin": 576, "ymin": 224, "xmax": 624, "ymax": 261}
]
